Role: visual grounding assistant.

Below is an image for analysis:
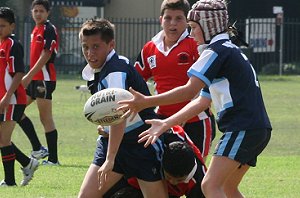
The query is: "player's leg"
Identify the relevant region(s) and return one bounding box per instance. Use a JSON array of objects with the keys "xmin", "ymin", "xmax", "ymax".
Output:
[
  {"xmin": 35, "ymin": 81, "xmax": 58, "ymax": 164},
  {"xmin": 78, "ymin": 164, "xmax": 124, "ymax": 198},
  {"xmin": 78, "ymin": 136, "xmax": 109, "ymax": 197},
  {"xmin": 19, "ymin": 83, "xmax": 47, "ymax": 159},
  {"xmin": 137, "ymin": 179, "xmax": 168, "ymax": 198},
  {"xmin": 223, "ymin": 164, "xmax": 250, "ymax": 197},
  {"xmin": 0, "ymin": 120, "xmax": 17, "ymax": 186},
  {"xmin": 78, "ymin": 164, "xmax": 103, "ymax": 198},
  {"xmin": 201, "ymin": 155, "xmax": 241, "ymax": 197},
  {"xmin": 36, "ymin": 98, "xmax": 58, "ymax": 164},
  {"xmin": 11, "ymin": 142, "xmax": 39, "ymax": 186}
]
